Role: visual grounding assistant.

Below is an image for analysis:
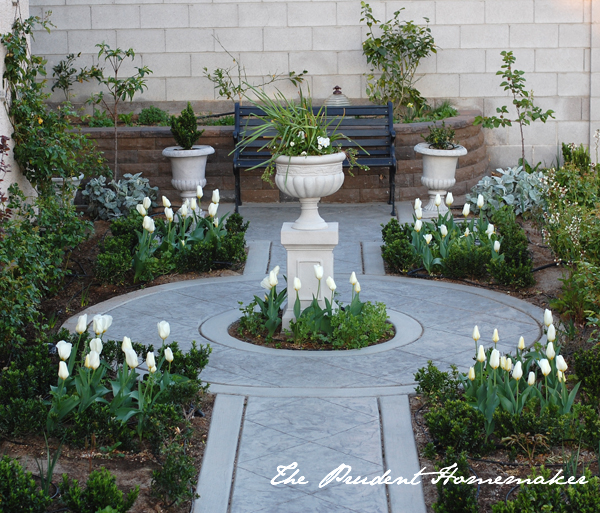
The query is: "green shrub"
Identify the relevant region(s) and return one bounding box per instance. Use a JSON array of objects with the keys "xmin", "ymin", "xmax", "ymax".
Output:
[
  {"xmin": 87, "ymin": 109, "xmax": 114, "ymax": 127},
  {"xmin": 381, "ymin": 219, "xmax": 420, "ymax": 273},
  {"xmin": 443, "ymin": 237, "xmax": 490, "ymax": 280},
  {"xmin": 139, "ymin": 106, "xmax": 170, "ymax": 126},
  {"xmin": 175, "ymin": 239, "xmax": 216, "ymax": 273},
  {"xmin": 0, "ymin": 398, "xmax": 47, "ymax": 437},
  {"xmin": 0, "ymin": 456, "xmax": 52, "ymax": 513},
  {"xmin": 491, "ymin": 467, "xmax": 600, "ymax": 513},
  {"xmin": 562, "ymin": 142, "xmax": 591, "ymax": 170},
  {"xmin": 60, "ymin": 467, "xmax": 139, "ymax": 513},
  {"xmin": 170, "ymin": 102, "xmax": 203, "ymax": 150},
  {"xmin": 489, "ymin": 205, "xmax": 534, "ymax": 287},
  {"xmin": 330, "ymin": 301, "xmax": 392, "ymax": 349},
  {"xmin": 432, "ymin": 449, "xmax": 478, "ymax": 513},
  {"xmin": 414, "ymin": 361, "xmax": 461, "ymax": 403},
  {"xmin": 574, "ymin": 346, "xmax": 600, "ymax": 404},
  {"xmin": 151, "ymin": 437, "xmax": 198, "ymax": 506},
  {"xmin": 424, "ymin": 400, "xmax": 492, "ymax": 456},
  {"xmin": 95, "ymin": 249, "xmax": 132, "ymax": 285}
]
